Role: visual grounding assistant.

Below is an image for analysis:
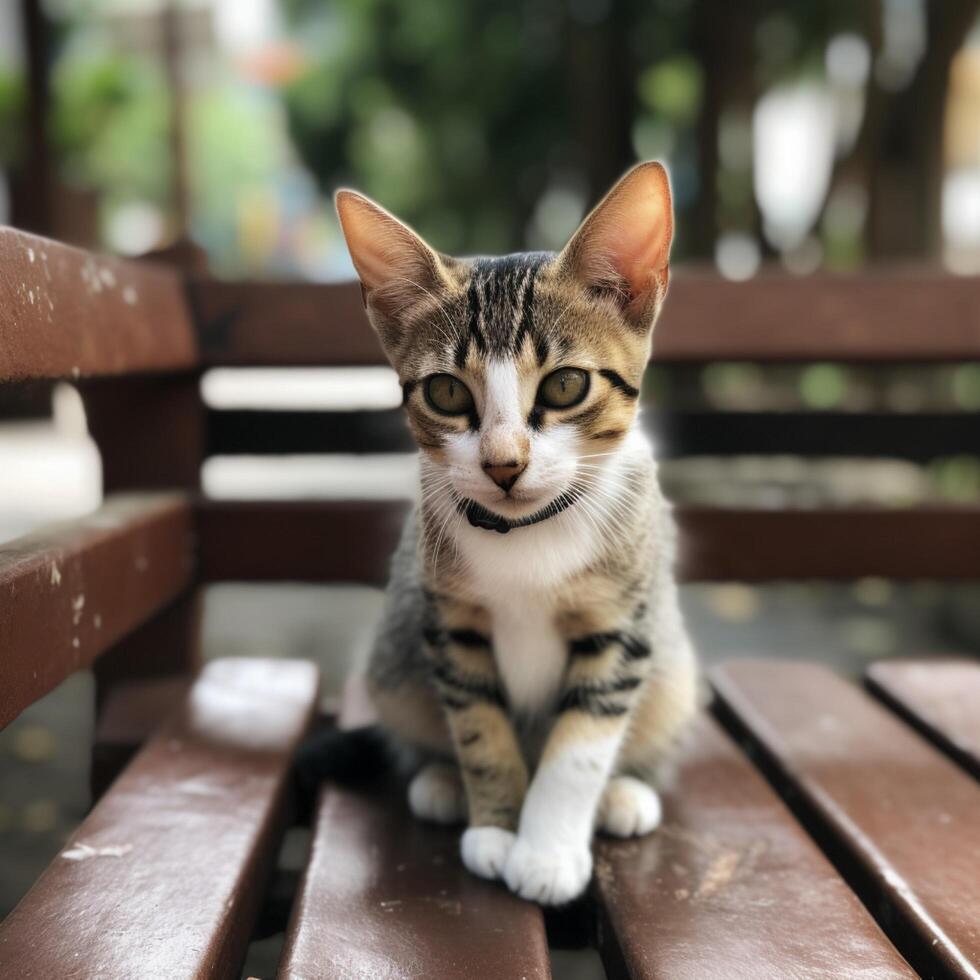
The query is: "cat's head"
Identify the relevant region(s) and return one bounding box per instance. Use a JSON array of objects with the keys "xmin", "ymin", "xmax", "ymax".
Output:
[{"xmin": 336, "ymin": 162, "xmax": 673, "ymax": 524}]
